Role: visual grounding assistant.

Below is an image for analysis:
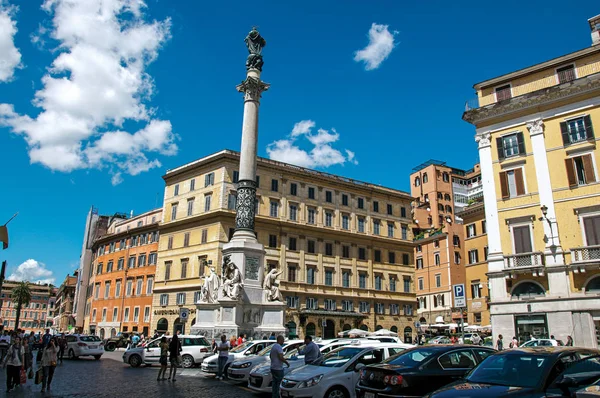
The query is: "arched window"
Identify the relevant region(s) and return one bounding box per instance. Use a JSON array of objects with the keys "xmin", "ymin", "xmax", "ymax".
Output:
[
  {"xmin": 342, "ymin": 324, "xmax": 352, "ymax": 331},
  {"xmin": 174, "ymin": 317, "xmax": 184, "ymax": 335},
  {"xmin": 100, "ymin": 329, "xmax": 105, "ymax": 339},
  {"xmin": 511, "ymin": 282, "xmax": 545, "ymax": 298},
  {"xmin": 444, "ymin": 194, "xmax": 451, "ymax": 201},
  {"xmin": 586, "ymin": 276, "xmax": 600, "ymax": 292},
  {"xmin": 414, "ymin": 177, "xmax": 421, "ymax": 187},
  {"xmin": 419, "ymin": 317, "xmax": 427, "ymax": 324},
  {"xmin": 305, "ymin": 322, "xmax": 316, "ymax": 337},
  {"xmin": 446, "ymin": 205, "xmax": 453, "ymax": 214},
  {"xmin": 375, "ymin": 325, "xmax": 383, "ymax": 331},
  {"xmin": 443, "ymin": 172, "xmax": 450, "ymax": 182},
  {"xmin": 110, "ymin": 328, "xmax": 116, "ymax": 338},
  {"xmin": 157, "ymin": 318, "xmax": 168, "ymax": 333},
  {"xmin": 438, "ymin": 204, "xmax": 444, "ymax": 212},
  {"xmin": 437, "ymin": 192, "xmax": 443, "ymax": 200},
  {"xmin": 390, "ymin": 325, "xmax": 398, "ymax": 333},
  {"xmin": 359, "ymin": 324, "xmax": 369, "ymax": 331},
  {"xmin": 287, "ymin": 321, "xmax": 298, "ymax": 338},
  {"xmin": 423, "ymin": 173, "xmax": 429, "ymax": 183}
]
